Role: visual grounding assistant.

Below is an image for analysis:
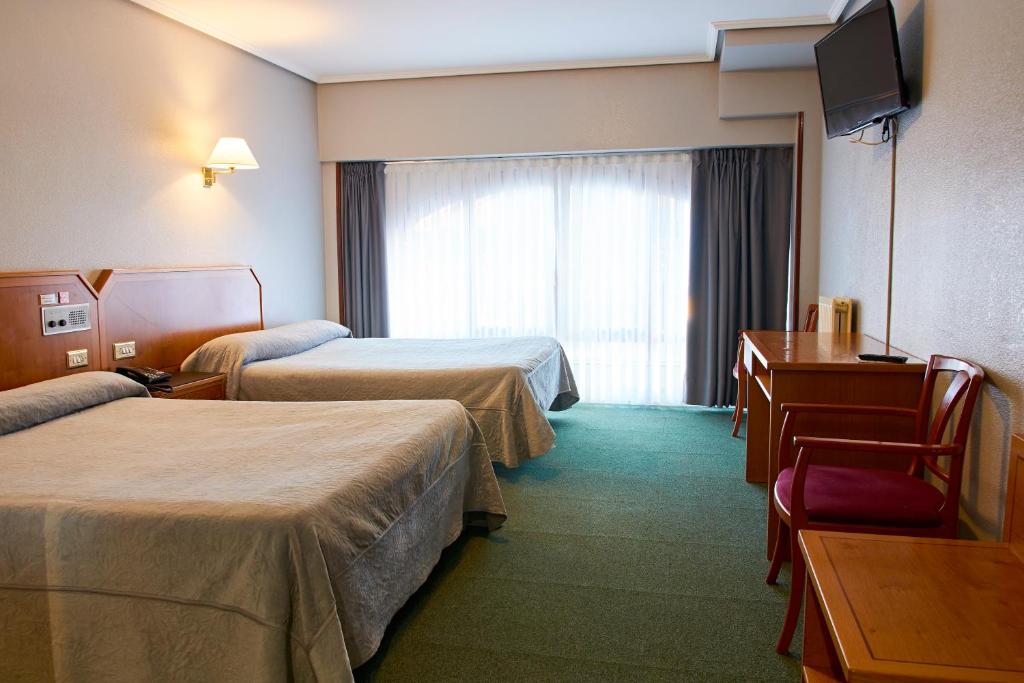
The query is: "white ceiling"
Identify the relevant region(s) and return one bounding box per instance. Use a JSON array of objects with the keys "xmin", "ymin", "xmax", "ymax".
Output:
[{"xmin": 130, "ymin": 0, "xmax": 847, "ymax": 83}]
